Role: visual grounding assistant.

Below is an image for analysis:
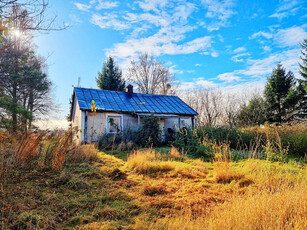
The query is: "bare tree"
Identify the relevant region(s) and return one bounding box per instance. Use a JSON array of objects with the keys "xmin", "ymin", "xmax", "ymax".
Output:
[
  {"xmin": 182, "ymin": 89, "xmax": 223, "ymax": 127},
  {"xmin": 0, "ymin": 0, "xmax": 66, "ymax": 31},
  {"xmin": 127, "ymin": 53, "xmax": 176, "ymax": 95}
]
